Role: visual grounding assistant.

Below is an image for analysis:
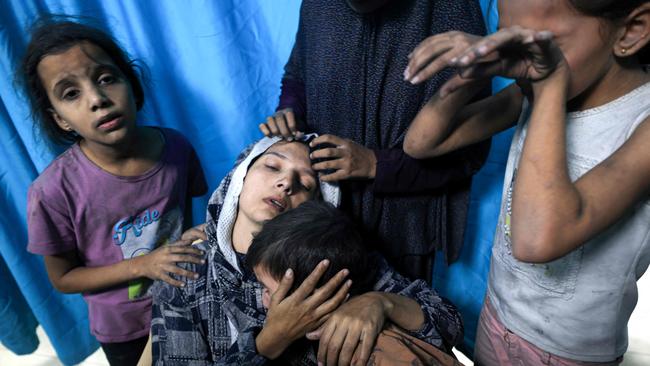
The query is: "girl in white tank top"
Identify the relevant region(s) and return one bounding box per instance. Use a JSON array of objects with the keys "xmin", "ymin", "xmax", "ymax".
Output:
[{"xmin": 402, "ymin": 0, "xmax": 650, "ymax": 363}]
